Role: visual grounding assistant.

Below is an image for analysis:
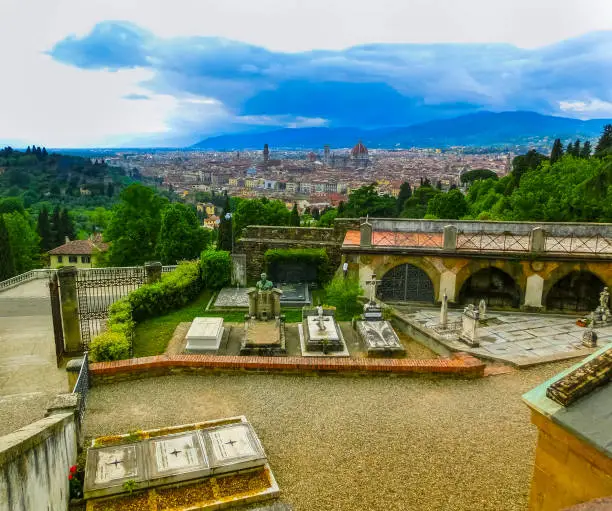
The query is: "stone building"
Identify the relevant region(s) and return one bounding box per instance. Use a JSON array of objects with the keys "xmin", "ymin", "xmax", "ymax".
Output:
[{"xmin": 48, "ymin": 237, "xmax": 109, "ymax": 269}]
